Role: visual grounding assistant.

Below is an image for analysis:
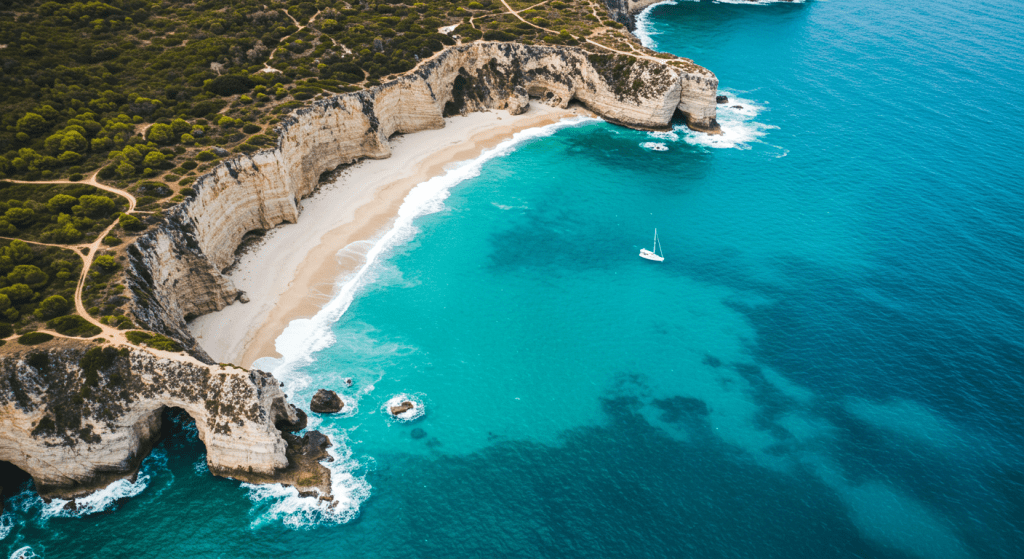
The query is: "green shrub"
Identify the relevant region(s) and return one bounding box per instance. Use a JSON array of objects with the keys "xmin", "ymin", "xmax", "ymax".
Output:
[
  {"xmin": 180, "ymin": 187, "xmax": 197, "ymax": 197},
  {"xmin": 18, "ymin": 332, "xmax": 54, "ymax": 345},
  {"xmin": 195, "ymin": 150, "xmax": 216, "ymax": 162},
  {"xmin": 102, "ymin": 235, "xmax": 121, "ymax": 246},
  {"xmin": 0, "ymin": 323, "xmax": 13, "ymax": 338},
  {"xmin": 8, "ymin": 265, "xmax": 48, "ymax": 289},
  {"xmin": 206, "ymin": 75, "xmax": 255, "ymax": 96},
  {"xmin": 0, "ymin": 283, "xmax": 34, "ymax": 303},
  {"xmin": 74, "ymin": 195, "xmax": 116, "ymax": 217},
  {"xmin": 125, "ymin": 330, "xmax": 182, "ymax": 352},
  {"xmin": 34, "ymin": 295, "xmax": 69, "ymax": 319},
  {"xmin": 242, "ymin": 123, "xmax": 262, "ymax": 134},
  {"xmin": 119, "ymin": 214, "xmax": 146, "ymax": 232},
  {"xmin": 47, "ymin": 315, "xmax": 102, "ymax": 337},
  {"xmin": 136, "ymin": 181, "xmax": 172, "ymax": 198},
  {"xmin": 93, "ymin": 255, "xmax": 118, "ymax": 272}
]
